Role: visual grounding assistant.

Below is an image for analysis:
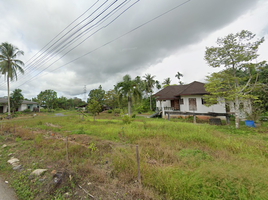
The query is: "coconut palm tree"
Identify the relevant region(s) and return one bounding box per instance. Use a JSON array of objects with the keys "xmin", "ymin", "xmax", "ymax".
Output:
[
  {"xmin": 0, "ymin": 42, "xmax": 24, "ymax": 118},
  {"xmin": 143, "ymin": 73, "xmax": 157, "ymax": 110},
  {"xmin": 162, "ymin": 77, "xmax": 171, "ymax": 87},
  {"xmin": 115, "ymin": 74, "xmax": 141, "ymax": 116},
  {"xmin": 175, "ymin": 71, "xmax": 184, "ymax": 85}
]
